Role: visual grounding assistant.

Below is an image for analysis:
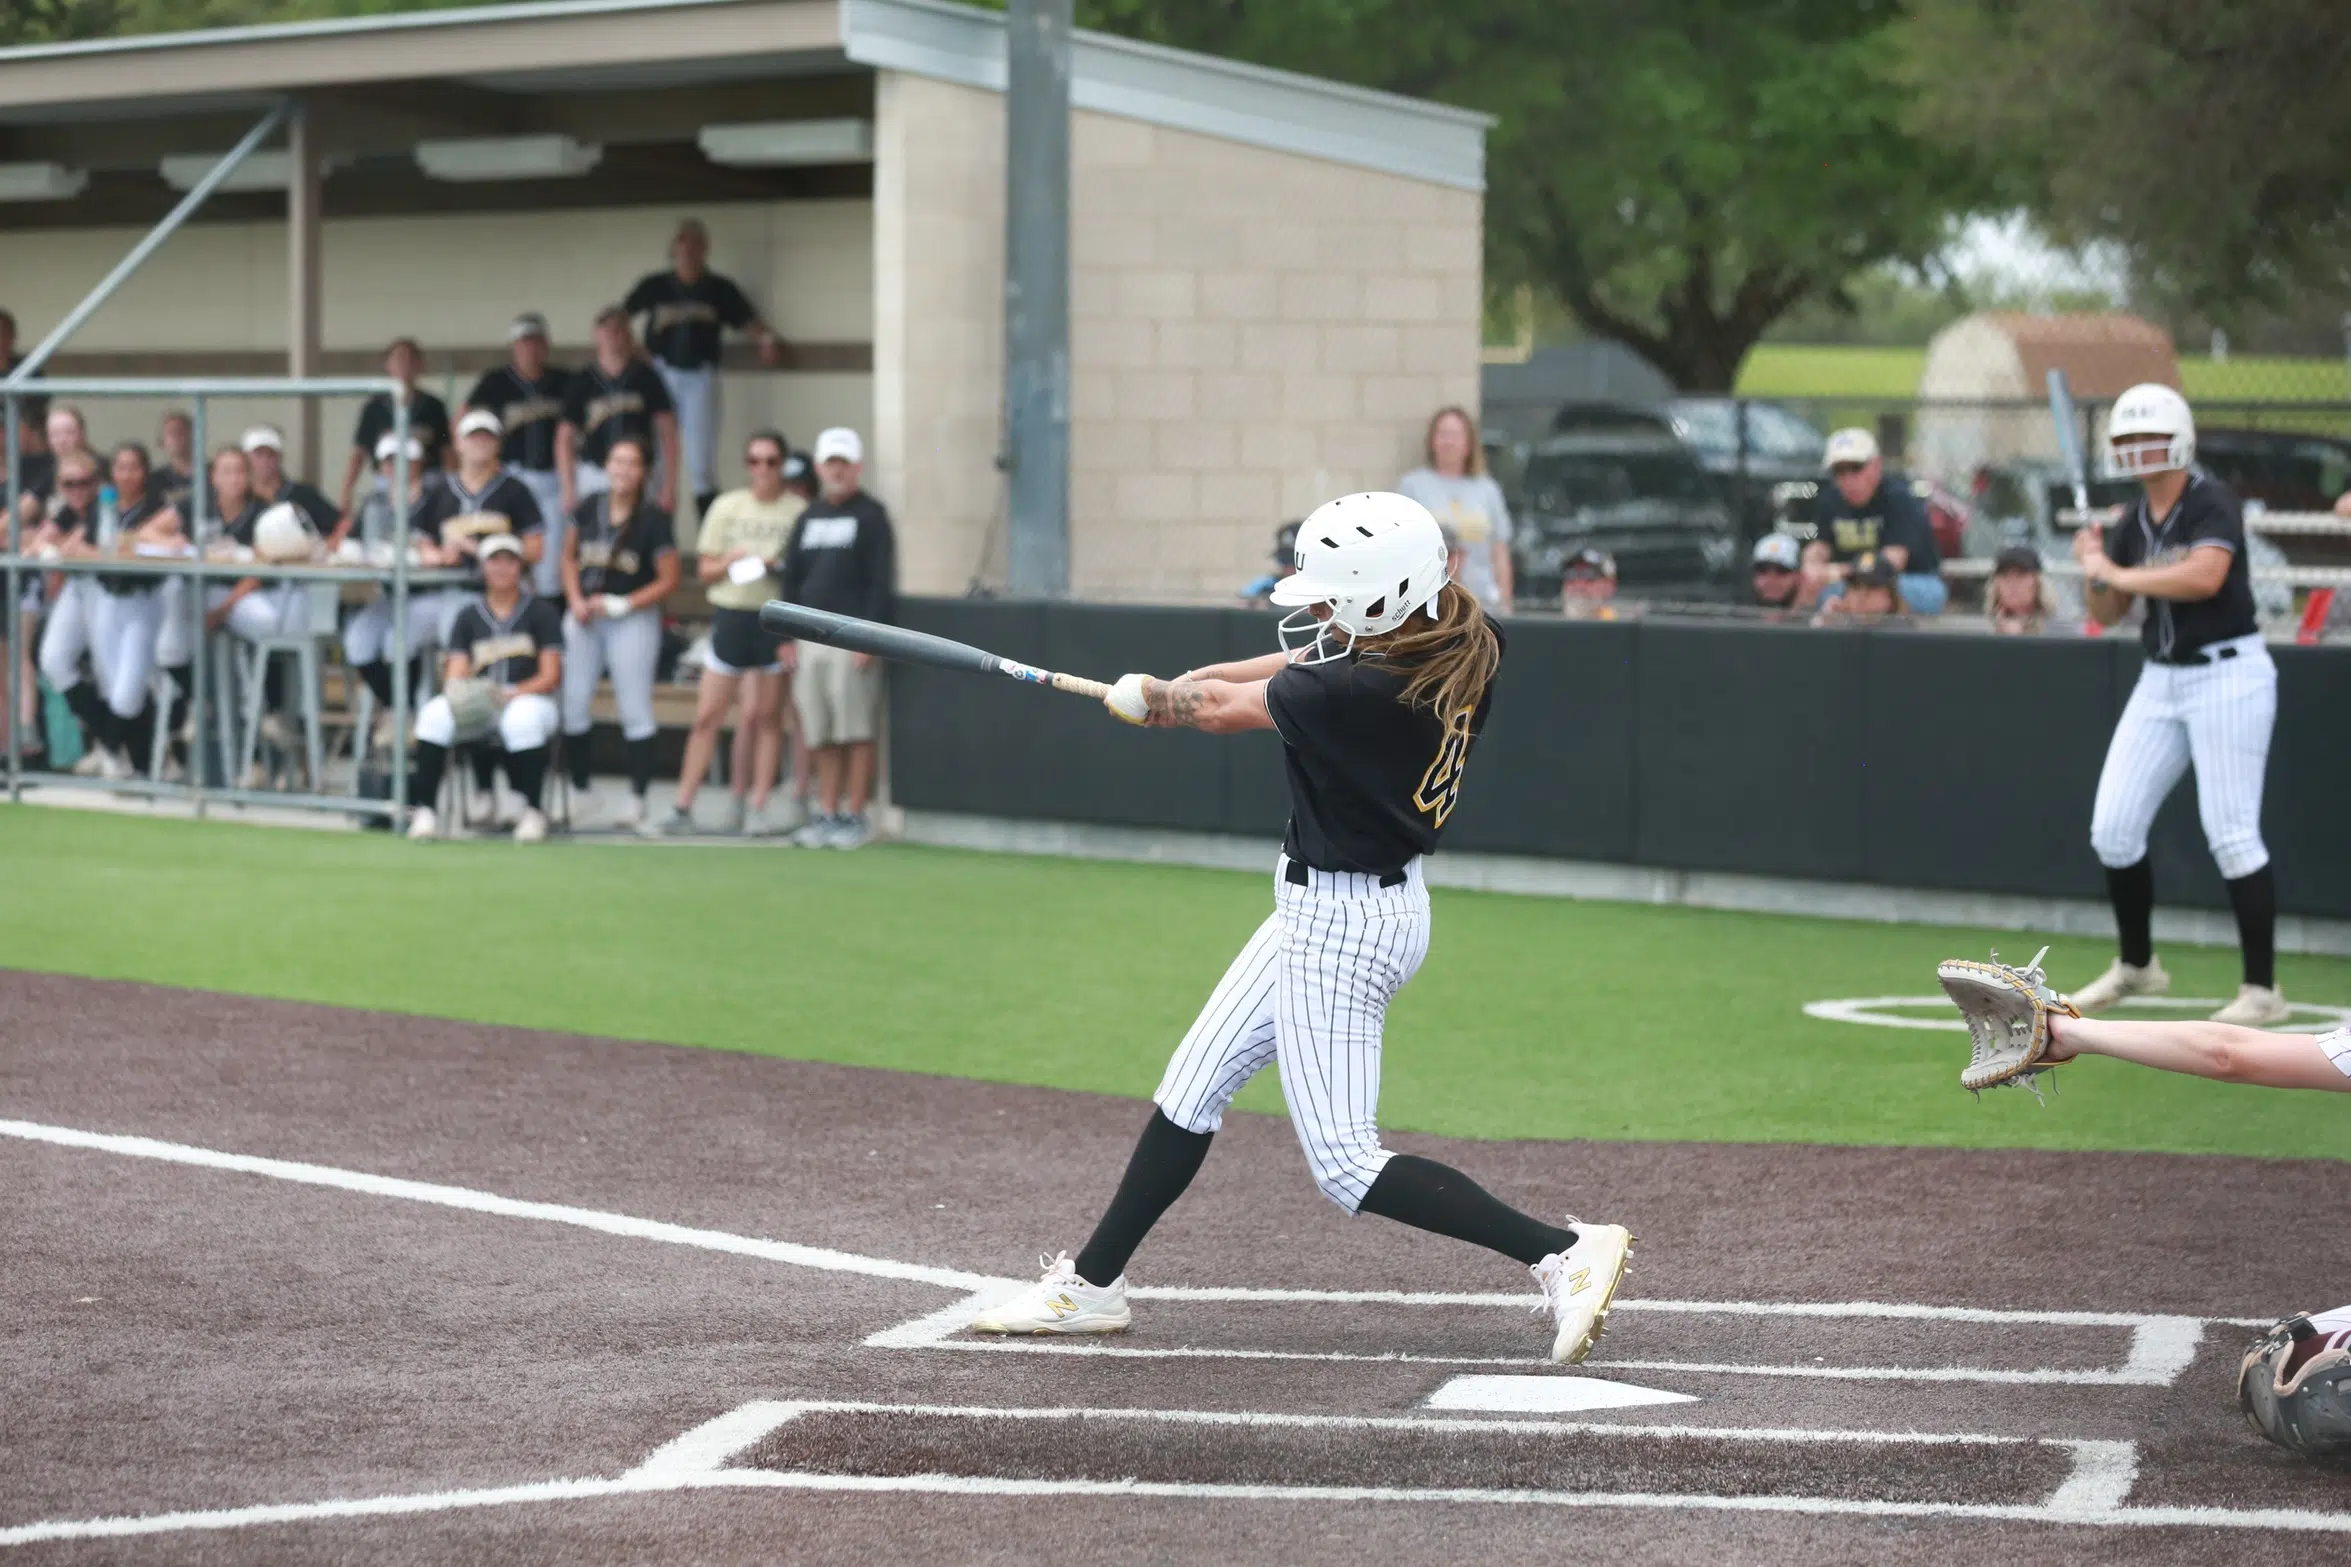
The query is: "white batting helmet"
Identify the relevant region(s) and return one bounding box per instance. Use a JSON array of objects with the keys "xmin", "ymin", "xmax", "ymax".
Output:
[
  {"xmin": 1271, "ymin": 492, "xmax": 1452, "ymax": 663},
  {"xmin": 2103, "ymin": 382, "xmax": 2195, "ymax": 477},
  {"xmin": 252, "ymin": 502, "xmax": 317, "ymax": 564}
]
